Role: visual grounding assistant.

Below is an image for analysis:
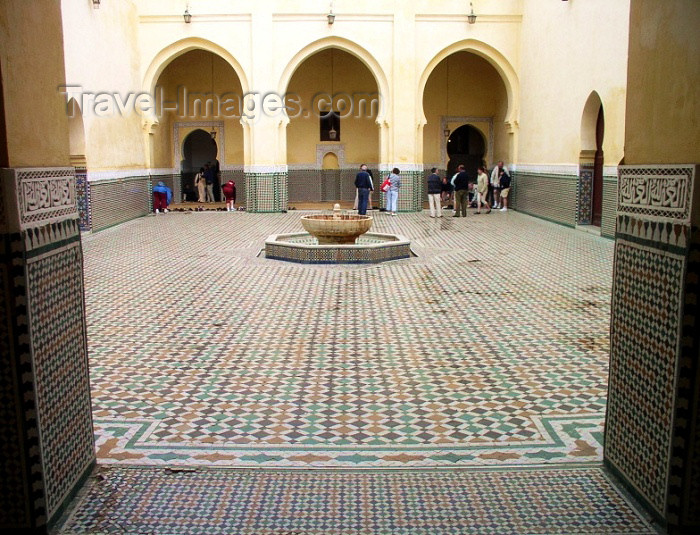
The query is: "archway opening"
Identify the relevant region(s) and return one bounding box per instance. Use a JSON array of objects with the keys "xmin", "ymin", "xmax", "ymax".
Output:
[
  {"xmin": 153, "ymin": 49, "xmax": 244, "ymax": 203},
  {"xmin": 447, "ymin": 124, "xmax": 485, "ymax": 179},
  {"xmin": 182, "ymin": 129, "xmax": 219, "ymax": 201},
  {"xmin": 579, "ymin": 92, "xmax": 605, "ymax": 227},
  {"xmin": 592, "ymin": 106, "xmax": 605, "ymax": 226},
  {"xmin": 285, "ymin": 47, "xmax": 379, "ymax": 204},
  {"xmin": 422, "ymin": 51, "xmax": 508, "ymax": 179}
]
